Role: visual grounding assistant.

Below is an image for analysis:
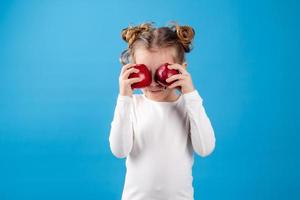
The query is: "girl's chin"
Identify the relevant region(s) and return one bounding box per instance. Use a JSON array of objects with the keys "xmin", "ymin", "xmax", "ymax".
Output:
[
  {"xmin": 142, "ymin": 87, "xmax": 170, "ymax": 97},
  {"xmin": 148, "ymin": 90, "xmax": 163, "ymax": 95}
]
